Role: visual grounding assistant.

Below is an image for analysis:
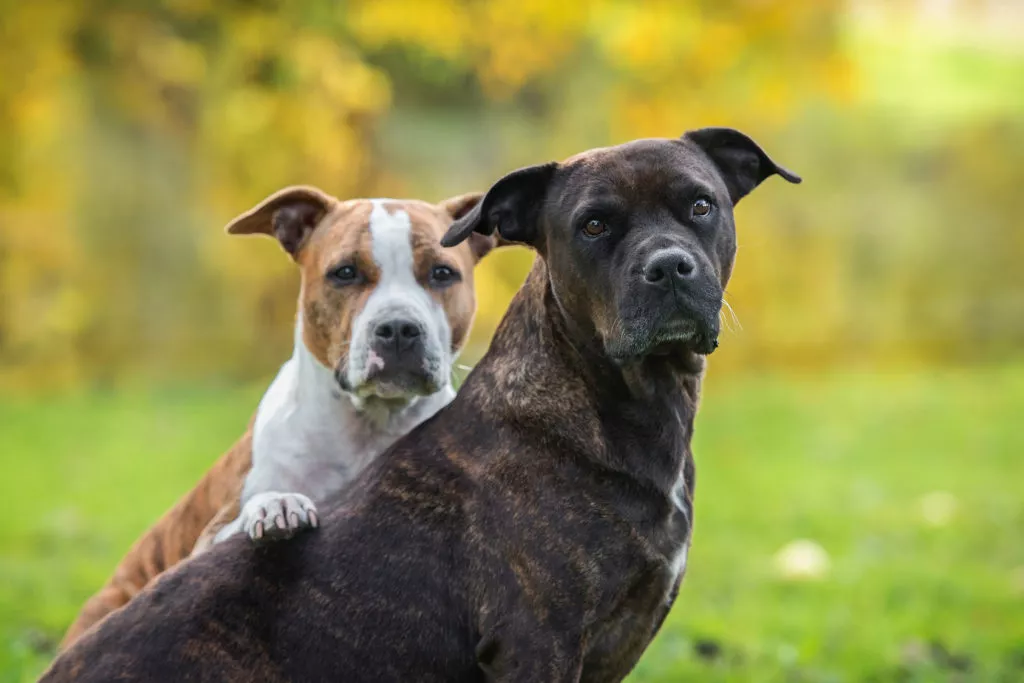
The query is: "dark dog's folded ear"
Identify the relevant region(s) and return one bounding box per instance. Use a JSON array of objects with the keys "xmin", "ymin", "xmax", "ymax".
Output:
[
  {"xmin": 225, "ymin": 186, "xmax": 336, "ymax": 258},
  {"xmin": 683, "ymin": 127, "xmax": 801, "ymax": 204},
  {"xmin": 441, "ymin": 163, "xmax": 557, "ymax": 250}
]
